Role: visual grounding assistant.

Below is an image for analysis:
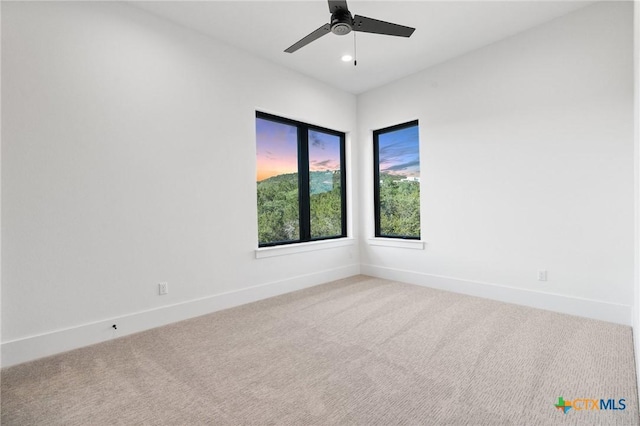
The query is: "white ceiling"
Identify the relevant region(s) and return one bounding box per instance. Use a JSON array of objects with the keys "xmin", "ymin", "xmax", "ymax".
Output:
[{"xmin": 131, "ymin": 1, "xmax": 594, "ymax": 94}]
